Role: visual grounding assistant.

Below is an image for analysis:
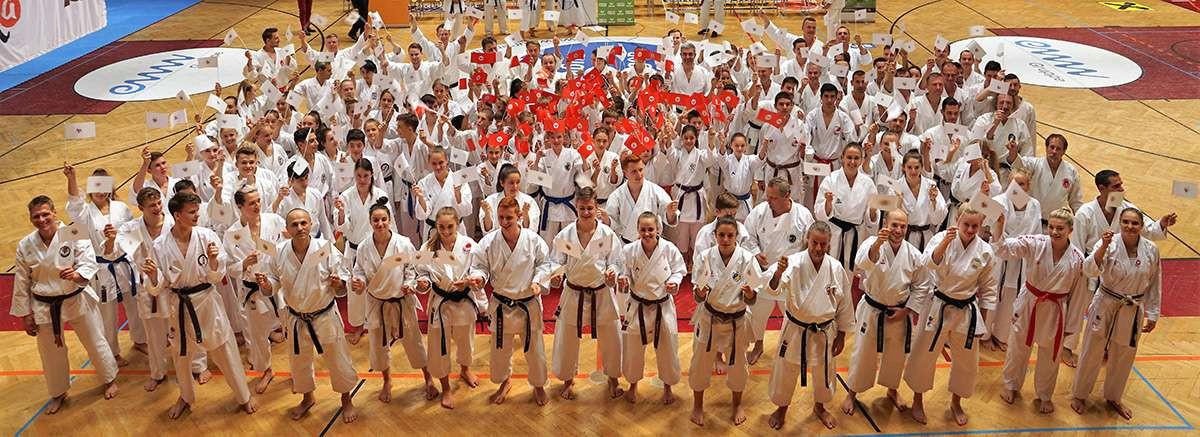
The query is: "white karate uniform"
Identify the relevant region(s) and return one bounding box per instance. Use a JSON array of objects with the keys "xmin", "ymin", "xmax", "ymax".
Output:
[
  {"xmin": 692, "ymin": 220, "xmax": 758, "ymax": 268},
  {"xmin": 903, "ymin": 231, "xmax": 998, "ymax": 398},
  {"xmin": 893, "ymin": 176, "xmax": 947, "ymax": 251},
  {"xmin": 480, "ymin": 191, "xmax": 542, "ymax": 233},
  {"xmin": 12, "ymin": 228, "xmax": 117, "ymax": 398},
  {"xmin": 668, "ymin": 65, "xmax": 713, "ymax": 95},
  {"xmin": 417, "ymin": 235, "xmax": 486, "ymax": 379},
  {"xmin": 845, "ymin": 237, "xmax": 930, "ymax": 394},
  {"xmin": 992, "ymin": 234, "xmax": 1087, "ymax": 401},
  {"xmin": 336, "ymin": 185, "xmax": 394, "ymax": 328},
  {"xmin": 277, "ymin": 186, "xmax": 333, "ymax": 238},
  {"xmin": 534, "ymin": 147, "xmax": 584, "ymax": 242},
  {"xmin": 618, "ymin": 238, "xmax": 686, "ymax": 386},
  {"xmin": 969, "ymin": 113, "xmax": 1031, "ymax": 162},
  {"xmin": 767, "ymin": 251, "xmax": 854, "ymax": 405},
  {"xmin": 1071, "ymin": 199, "xmax": 1167, "ymax": 256},
  {"xmin": 65, "ymin": 196, "xmax": 143, "ymax": 354},
  {"xmin": 948, "ymin": 163, "xmax": 1001, "ymax": 224},
  {"xmin": 815, "ymin": 169, "xmax": 879, "ymax": 269},
  {"xmin": 689, "ymin": 246, "xmax": 760, "ymax": 392},
  {"xmin": 415, "ymin": 173, "xmax": 474, "ymax": 241},
  {"xmin": 222, "ymin": 214, "xmax": 287, "ymax": 372},
  {"xmin": 1072, "ymin": 237, "xmax": 1160, "ymax": 403},
  {"xmin": 146, "ymin": 227, "xmax": 251, "ymax": 405},
  {"xmin": 759, "ymin": 117, "xmax": 811, "ymax": 202},
  {"xmin": 604, "ymin": 182, "xmax": 674, "ymax": 243},
  {"xmin": 264, "ymin": 238, "xmax": 358, "ymax": 395},
  {"xmin": 745, "ymin": 201, "xmax": 815, "ymax": 342},
  {"xmin": 549, "ymin": 222, "xmax": 624, "ymax": 381},
  {"xmin": 1013, "ymin": 156, "xmax": 1083, "ymax": 221},
  {"xmin": 470, "ymin": 228, "xmax": 552, "ymax": 387},
  {"xmin": 713, "ymin": 153, "xmax": 761, "ymax": 219},
  {"xmin": 353, "ymin": 233, "xmax": 428, "ymax": 372},
  {"xmin": 989, "ymin": 194, "xmax": 1042, "ymax": 344},
  {"xmin": 115, "ymin": 214, "xmax": 179, "ymax": 380},
  {"xmin": 666, "ymin": 145, "xmax": 714, "ymax": 257}
]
